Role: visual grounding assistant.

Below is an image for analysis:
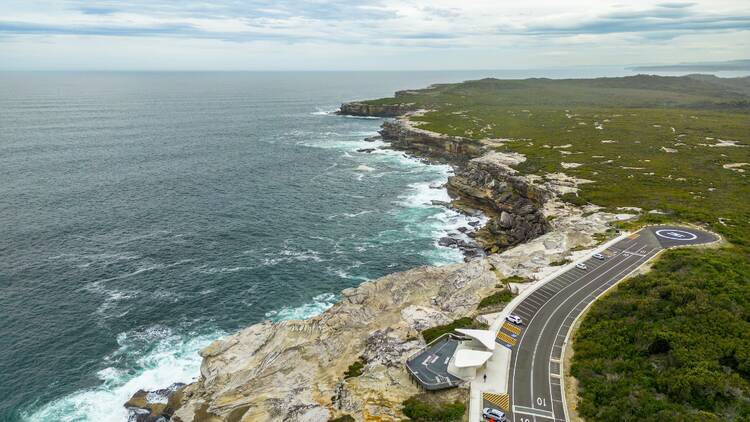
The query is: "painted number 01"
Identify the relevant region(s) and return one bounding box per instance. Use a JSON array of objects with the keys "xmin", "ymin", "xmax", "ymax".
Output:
[
  {"xmin": 519, "ymin": 419, "xmax": 531, "ymax": 422},
  {"xmin": 537, "ymin": 397, "xmax": 547, "ymax": 406}
]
